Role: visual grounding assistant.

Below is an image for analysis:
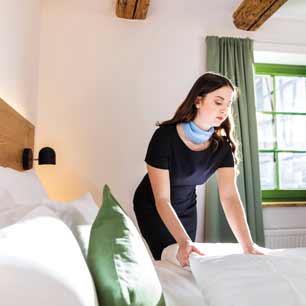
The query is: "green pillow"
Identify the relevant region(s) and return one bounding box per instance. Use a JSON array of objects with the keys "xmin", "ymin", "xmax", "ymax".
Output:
[{"xmin": 87, "ymin": 184, "xmax": 166, "ymax": 306}]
